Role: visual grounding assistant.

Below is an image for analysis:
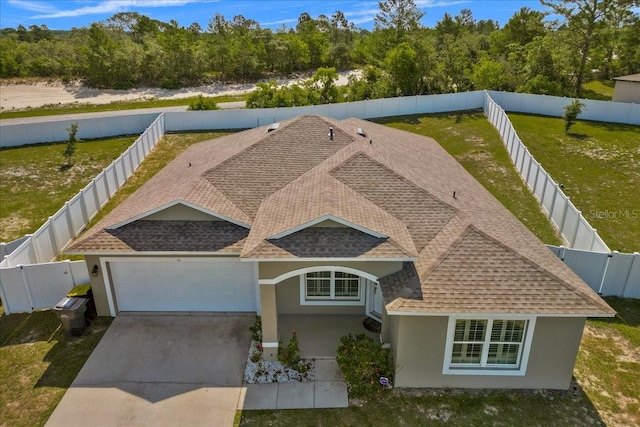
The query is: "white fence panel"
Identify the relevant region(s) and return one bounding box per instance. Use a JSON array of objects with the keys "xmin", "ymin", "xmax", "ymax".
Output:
[
  {"xmin": 105, "ymin": 164, "xmax": 118, "ymax": 198},
  {"xmin": 6, "ymin": 238, "xmax": 38, "ymax": 267},
  {"xmin": 533, "ymin": 169, "xmax": 548, "ymax": 201},
  {"xmin": 51, "ymin": 210, "xmax": 73, "ymax": 252},
  {"xmin": 0, "ymin": 267, "xmax": 31, "ymax": 314},
  {"xmin": 624, "ymin": 255, "xmax": 640, "ymax": 298},
  {"xmin": 31, "ymin": 225, "xmax": 56, "ymax": 262},
  {"xmin": 22, "ymin": 262, "xmax": 75, "ymax": 310},
  {"xmin": 574, "ymin": 218, "xmax": 595, "ymax": 250},
  {"xmin": 562, "ymin": 248, "xmax": 609, "ymax": 288},
  {"xmin": 67, "ymin": 194, "xmax": 87, "ymax": 235},
  {"xmin": 600, "ymin": 253, "xmax": 636, "ymax": 297},
  {"xmin": 550, "ymin": 195, "xmax": 567, "ymax": 230},
  {"xmin": 562, "ymin": 205, "xmax": 581, "ymax": 246},
  {"xmin": 0, "ymin": 236, "xmax": 29, "ymax": 259},
  {"xmin": 363, "ymin": 99, "xmax": 387, "ymax": 118},
  {"xmin": 93, "ymin": 172, "xmax": 109, "ymax": 208},
  {"xmin": 548, "ymin": 246, "xmax": 640, "ymax": 298}
]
